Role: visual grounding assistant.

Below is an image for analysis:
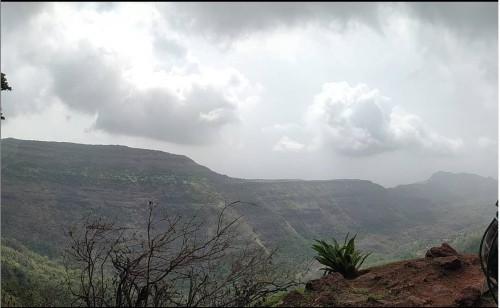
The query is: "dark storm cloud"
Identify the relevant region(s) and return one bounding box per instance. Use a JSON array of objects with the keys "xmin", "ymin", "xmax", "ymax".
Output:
[
  {"xmin": 162, "ymin": 2, "xmax": 384, "ymax": 41},
  {"xmin": 0, "ymin": 2, "xmax": 48, "ymax": 31},
  {"xmin": 49, "ymin": 44, "xmax": 123, "ymax": 114},
  {"xmin": 162, "ymin": 2, "xmax": 497, "ymax": 44},
  {"xmin": 405, "ymin": 2, "xmax": 498, "ymax": 40}
]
